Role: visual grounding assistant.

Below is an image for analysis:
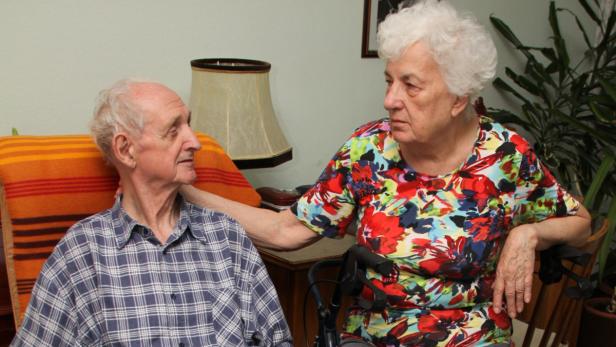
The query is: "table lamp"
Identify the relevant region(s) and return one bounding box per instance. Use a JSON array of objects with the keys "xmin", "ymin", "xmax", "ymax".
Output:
[{"xmin": 189, "ymin": 58, "xmax": 292, "ymax": 169}]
